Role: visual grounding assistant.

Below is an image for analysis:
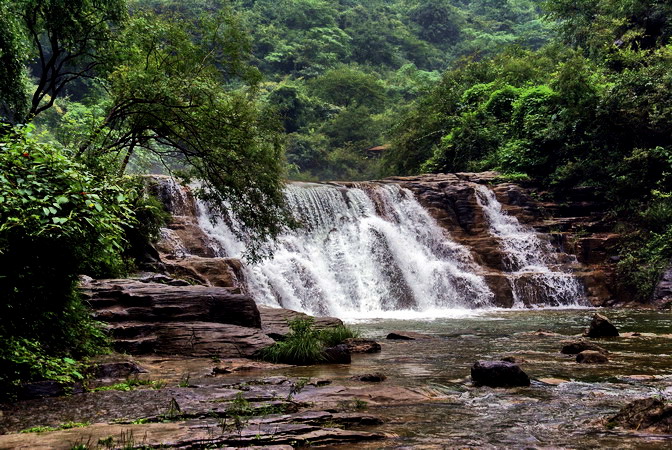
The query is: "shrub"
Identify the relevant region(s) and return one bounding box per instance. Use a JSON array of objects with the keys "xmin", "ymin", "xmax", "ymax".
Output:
[
  {"xmin": 259, "ymin": 318, "xmax": 325, "ymax": 365},
  {"xmin": 259, "ymin": 318, "xmax": 359, "ymax": 365},
  {"xmin": 319, "ymin": 324, "xmax": 360, "ymax": 347},
  {"xmin": 0, "ymin": 125, "xmax": 135, "ymax": 396}
]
